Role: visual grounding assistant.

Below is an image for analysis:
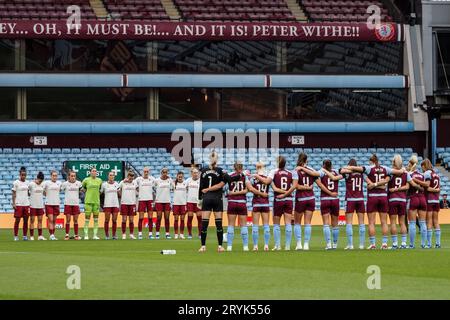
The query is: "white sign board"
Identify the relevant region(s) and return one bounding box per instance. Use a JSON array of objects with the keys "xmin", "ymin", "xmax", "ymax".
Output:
[
  {"xmin": 33, "ymin": 136, "xmax": 47, "ymax": 146},
  {"xmin": 290, "ymin": 135, "xmax": 305, "ymax": 145}
]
